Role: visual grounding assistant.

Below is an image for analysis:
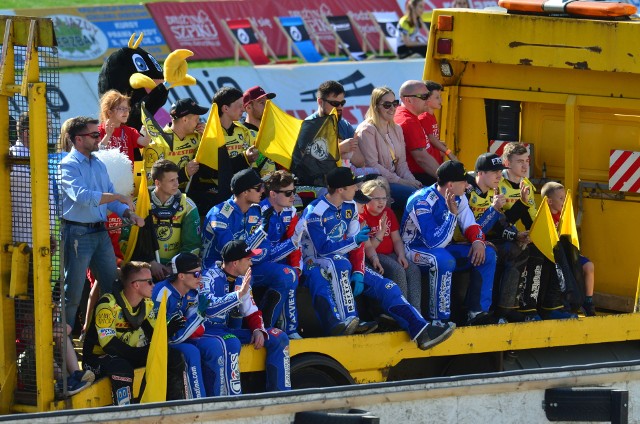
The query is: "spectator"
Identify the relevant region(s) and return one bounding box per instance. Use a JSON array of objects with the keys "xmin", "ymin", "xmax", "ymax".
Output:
[
  {"xmin": 59, "ymin": 116, "xmax": 144, "ymax": 328},
  {"xmin": 307, "ymin": 80, "xmax": 367, "ymax": 170},
  {"xmin": 401, "ymin": 160, "xmax": 497, "ymax": 325},
  {"xmin": 121, "ymin": 159, "xmax": 201, "ymax": 281},
  {"xmin": 355, "ymin": 86, "xmax": 421, "ymax": 205},
  {"xmin": 360, "ymin": 178, "xmax": 422, "ymax": 311},
  {"xmin": 142, "ymin": 98, "xmax": 207, "ymax": 191},
  {"xmin": 419, "ymin": 81, "xmax": 456, "ymax": 164},
  {"xmin": 240, "ymin": 85, "xmax": 277, "ymax": 177},
  {"xmin": 395, "ymin": 80, "xmax": 440, "ymax": 186},
  {"xmin": 542, "ymin": 181, "xmax": 596, "ymax": 316},
  {"xmin": 83, "ymin": 261, "xmax": 186, "ymax": 405},
  {"xmin": 98, "ymin": 89, "xmax": 150, "ymax": 164},
  {"xmin": 201, "ymin": 240, "xmax": 292, "ymax": 393},
  {"xmin": 396, "ymin": 0, "xmax": 429, "ymax": 59},
  {"xmin": 202, "ymin": 169, "xmax": 298, "ymax": 335}
]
